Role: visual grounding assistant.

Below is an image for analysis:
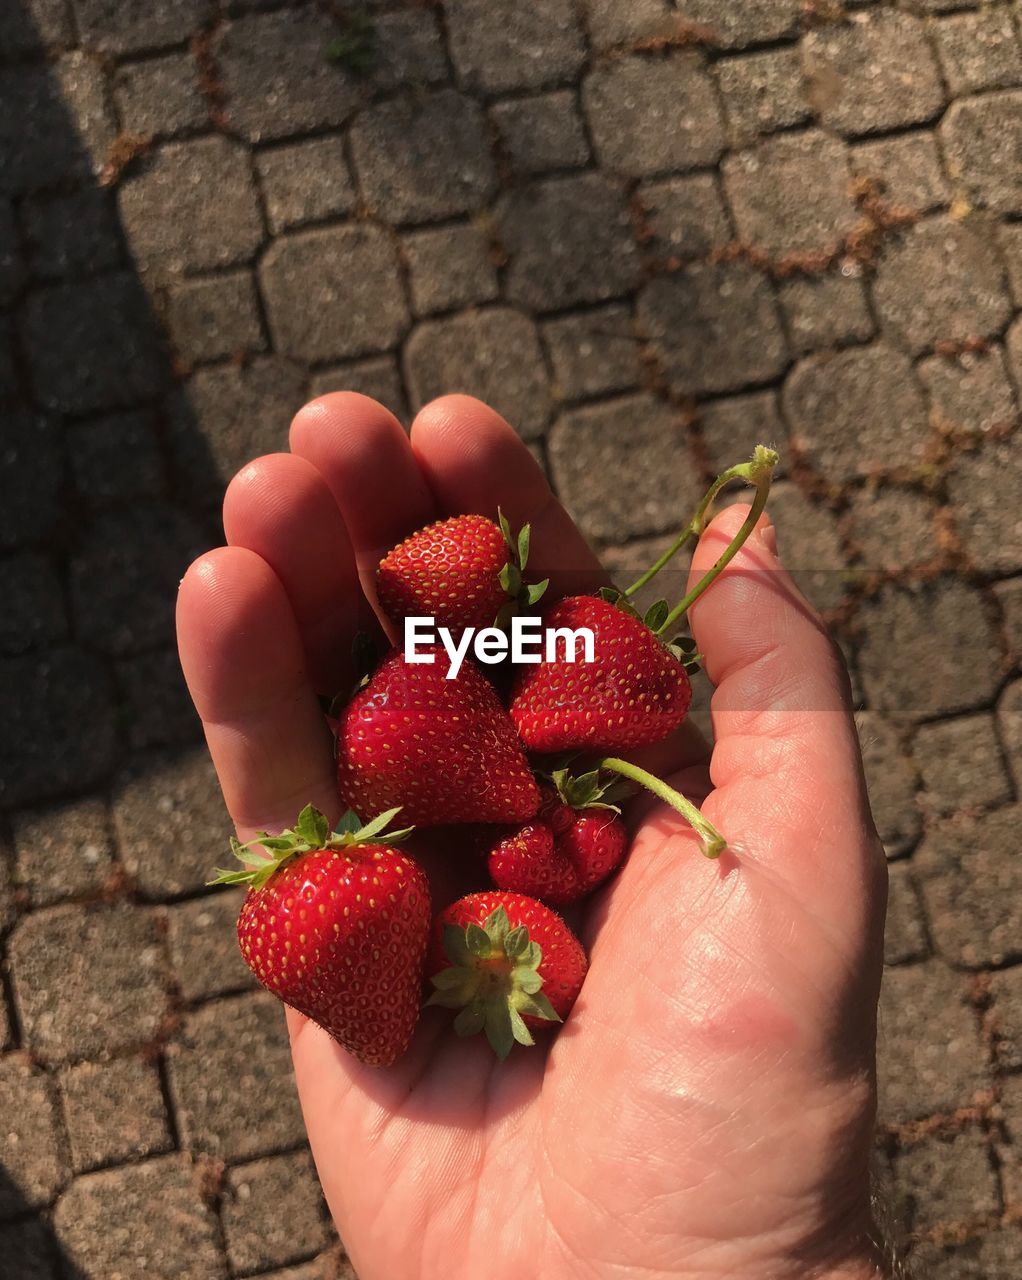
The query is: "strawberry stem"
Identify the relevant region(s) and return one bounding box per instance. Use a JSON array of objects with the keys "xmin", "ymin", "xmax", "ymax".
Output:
[
  {"xmin": 623, "ymin": 446, "xmax": 779, "ymax": 600},
  {"xmin": 652, "ymin": 446, "xmax": 778, "ymax": 637},
  {"xmin": 598, "ymin": 758, "xmax": 725, "ymax": 859}
]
